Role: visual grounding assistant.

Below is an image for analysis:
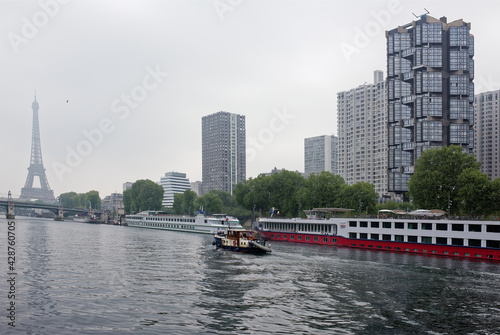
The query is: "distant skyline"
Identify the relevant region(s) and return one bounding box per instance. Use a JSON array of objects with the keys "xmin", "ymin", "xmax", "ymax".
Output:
[{"xmin": 1, "ymin": 0, "xmax": 500, "ymax": 197}]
